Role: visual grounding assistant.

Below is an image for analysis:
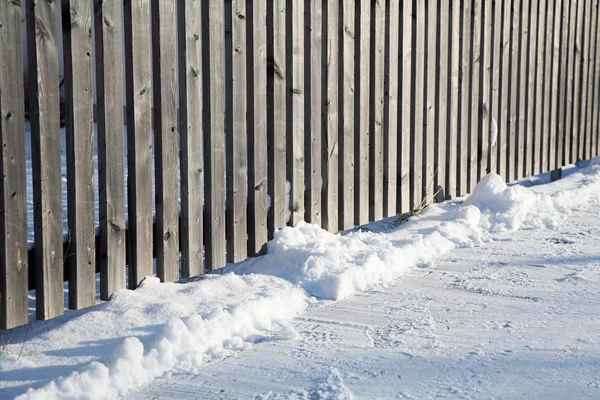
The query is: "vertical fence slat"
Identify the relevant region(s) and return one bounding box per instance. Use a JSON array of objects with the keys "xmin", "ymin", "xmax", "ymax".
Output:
[
  {"xmin": 323, "ymin": 0, "xmax": 339, "ymax": 231},
  {"xmin": 204, "ymin": 1, "xmax": 226, "ymax": 271},
  {"xmin": 124, "ymin": 0, "xmax": 153, "ymax": 288},
  {"xmin": 288, "ymin": 0, "xmax": 304, "ymax": 226},
  {"xmin": 468, "ymin": 0, "xmax": 481, "ymax": 191},
  {"xmin": 564, "ymin": 0, "xmax": 576, "ymax": 165},
  {"xmin": 437, "ymin": 0, "xmax": 449, "ymax": 191},
  {"xmin": 534, "ymin": 0, "xmax": 546, "ymax": 174},
  {"xmin": 591, "ymin": 0, "xmax": 600, "ymax": 157},
  {"xmin": 307, "ymin": 0, "xmax": 322, "ymax": 226},
  {"xmin": 447, "ymin": 0, "xmax": 459, "ymax": 198},
  {"xmin": 341, "ymin": 0, "xmax": 355, "ymax": 228},
  {"xmin": 424, "ymin": 0, "xmax": 437, "ymax": 197},
  {"xmin": 516, "ymin": 0, "xmax": 529, "ymax": 179},
  {"xmin": 412, "ymin": 0, "xmax": 425, "ymax": 205},
  {"xmin": 572, "ymin": 0, "xmax": 584, "ymax": 163},
  {"xmin": 498, "ymin": 0, "xmax": 511, "ymax": 179},
  {"xmin": 226, "ymin": 0, "xmax": 248, "ymax": 262},
  {"xmin": 479, "ymin": 0, "xmax": 491, "ymax": 179},
  {"xmin": 268, "ymin": 0, "xmax": 287, "ymax": 235},
  {"xmin": 248, "ymin": 0, "xmax": 268, "ymax": 255},
  {"xmin": 384, "ymin": 0, "xmax": 398, "ymax": 217},
  {"xmin": 549, "ymin": 0, "xmax": 563, "ymax": 173},
  {"xmin": 63, "ymin": 0, "xmax": 95, "ymax": 309},
  {"xmin": 178, "ymin": 0, "xmax": 204, "ymax": 275},
  {"xmin": 578, "ymin": 1, "xmax": 591, "ymax": 161},
  {"xmin": 26, "ymin": 0, "xmax": 64, "ymax": 320},
  {"xmin": 459, "ymin": 0, "xmax": 471, "ymax": 194},
  {"xmin": 151, "ymin": 0, "xmax": 179, "ymax": 282},
  {"xmin": 508, "ymin": 0, "xmax": 520, "ymax": 181},
  {"xmin": 490, "ymin": 0, "xmax": 502, "ymax": 175},
  {"xmin": 0, "ymin": 0, "xmax": 28, "ymax": 329},
  {"xmin": 585, "ymin": 0, "xmax": 599, "ymax": 160},
  {"xmin": 526, "ymin": 0, "xmax": 539, "ymax": 176},
  {"xmin": 541, "ymin": 0, "xmax": 552, "ymax": 174},
  {"xmin": 370, "ymin": 0, "xmax": 384, "ymax": 220},
  {"xmin": 355, "ymin": 0, "xmax": 370, "ymax": 223},
  {"xmin": 582, "ymin": 0, "xmax": 595, "ymax": 161},
  {"xmin": 96, "ymin": 0, "xmax": 126, "ymax": 299},
  {"xmin": 399, "ymin": 0, "xmax": 412, "ymax": 209},
  {"xmin": 556, "ymin": 0, "xmax": 569, "ymax": 171}
]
